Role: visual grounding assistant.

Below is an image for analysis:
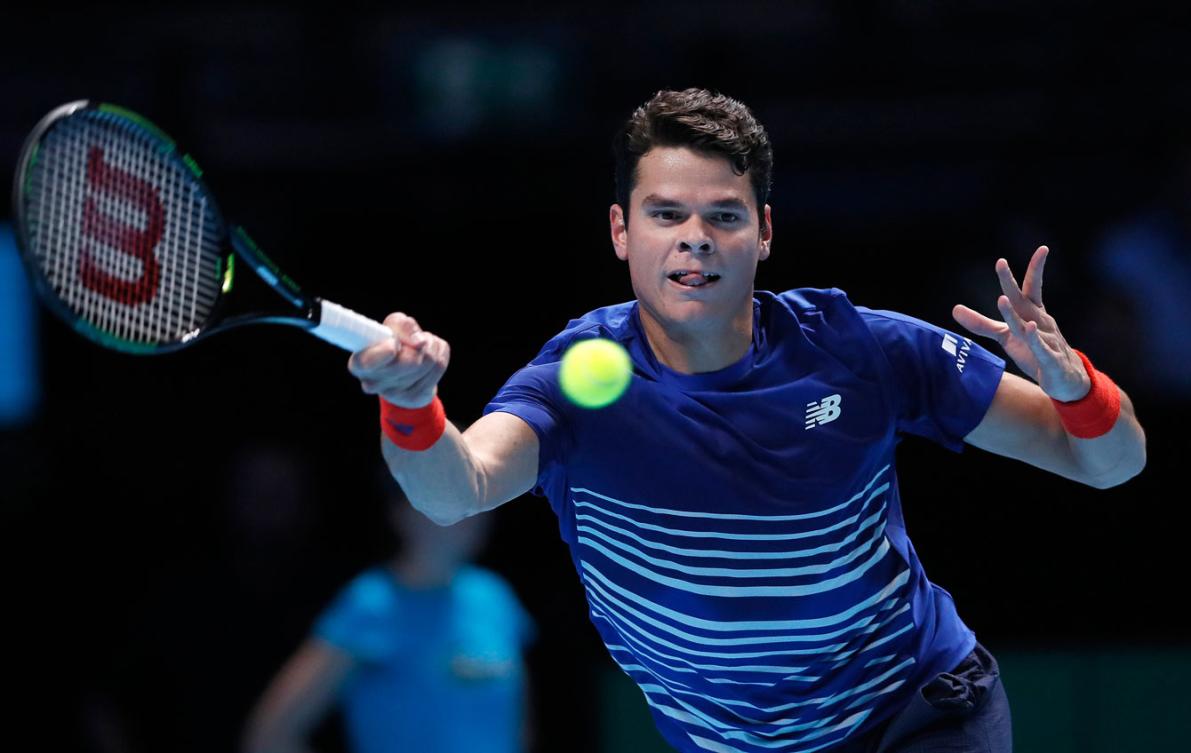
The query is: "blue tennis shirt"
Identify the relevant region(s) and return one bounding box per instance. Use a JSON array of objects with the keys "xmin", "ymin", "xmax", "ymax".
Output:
[
  {"xmin": 315, "ymin": 565, "xmax": 533, "ymax": 753},
  {"xmin": 484, "ymin": 288, "xmax": 1004, "ymax": 753}
]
